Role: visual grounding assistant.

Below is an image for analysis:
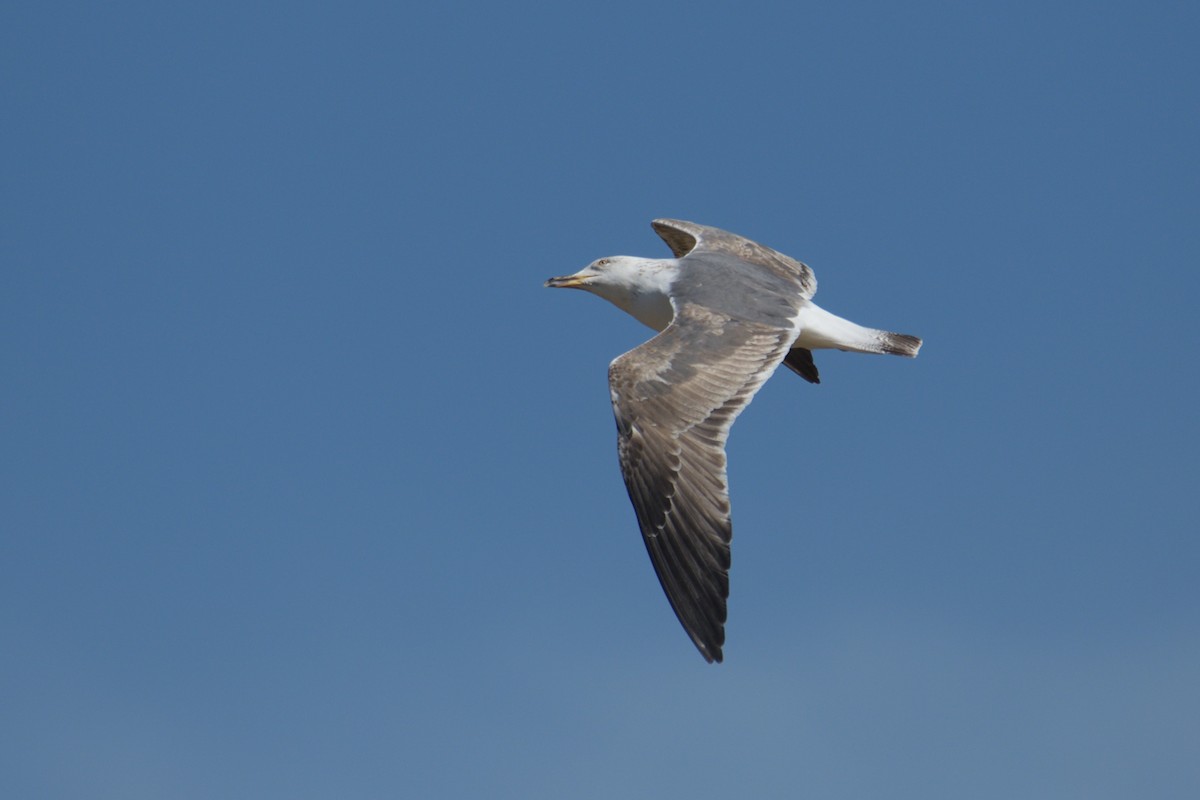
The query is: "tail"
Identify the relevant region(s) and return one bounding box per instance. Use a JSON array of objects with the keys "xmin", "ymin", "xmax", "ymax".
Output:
[
  {"xmin": 795, "ymin": 304, "xmax": 923, "ymax": 358},
  {"xmin": 874, "ymin": 331, "xmax": 922, "ymax": 357}
]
